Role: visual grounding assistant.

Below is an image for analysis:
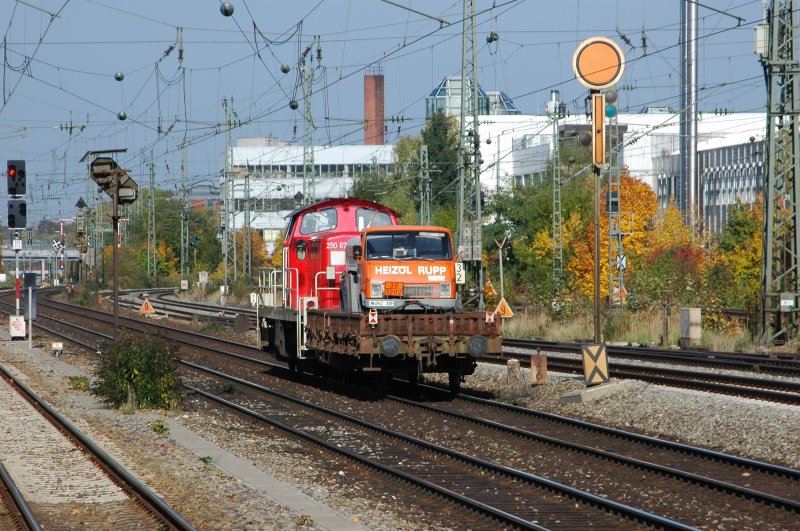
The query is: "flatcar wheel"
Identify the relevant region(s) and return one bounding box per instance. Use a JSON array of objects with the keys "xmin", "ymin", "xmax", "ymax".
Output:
[{"xmin": 448, "ymin": 371, "xmax": 461, "ymax": 394}]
